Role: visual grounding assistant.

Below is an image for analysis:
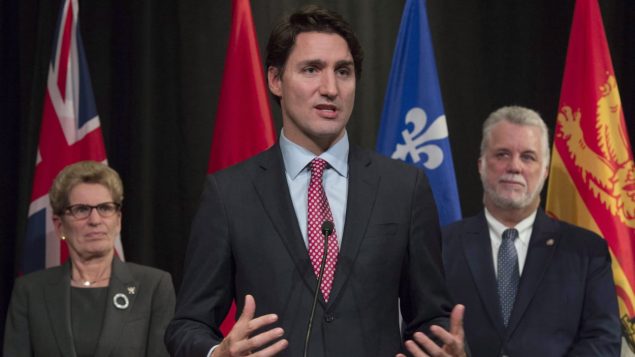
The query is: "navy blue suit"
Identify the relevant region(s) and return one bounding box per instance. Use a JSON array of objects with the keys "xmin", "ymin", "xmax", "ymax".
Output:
[
  {"xmin": 442, "ymin": 209, "xmax": 620, "ymax": 356},
  {"xmin": 166, "ymin": 144, "xmax": 453, "ymax": 356}
]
